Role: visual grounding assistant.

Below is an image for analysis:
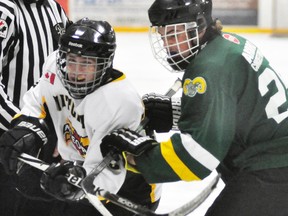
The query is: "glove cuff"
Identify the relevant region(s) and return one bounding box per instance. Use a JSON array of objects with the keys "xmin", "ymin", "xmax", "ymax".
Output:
[
  {"xmin": 12, "ymin": 115, "xmax": 49, "ymax": 146},
  {"xmin": 171, "ymin": 97, "xmax": 181, "ymax": 130},
  {"xmin": 122, "ymin": 152, "xmax": 140, "ymax": 174}
]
